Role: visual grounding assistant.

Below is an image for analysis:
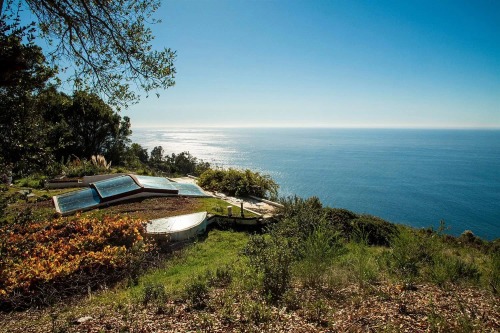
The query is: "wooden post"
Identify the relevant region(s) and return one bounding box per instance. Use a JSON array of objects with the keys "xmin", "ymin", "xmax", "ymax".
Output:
[{"xmin": 240, "ymin": 202, "xmax": 244, "ymax": 217}]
